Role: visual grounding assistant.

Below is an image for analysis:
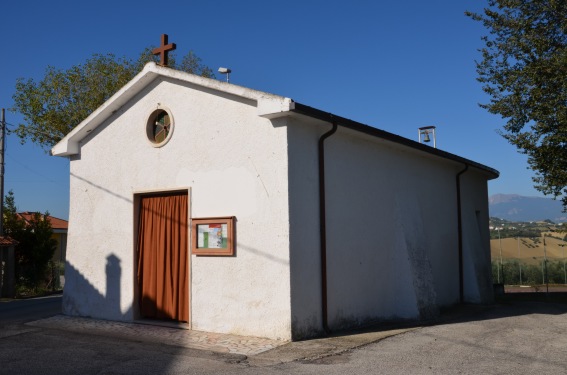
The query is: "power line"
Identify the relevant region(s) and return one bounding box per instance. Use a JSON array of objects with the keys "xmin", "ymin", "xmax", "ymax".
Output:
[
  {"xmin": 1, "ymin": 109, "xmax": 5, "ymax": 236},
  {"xmin": 5, "ymin": 152, "xmax": 66, "ymax": 187},
  {"xmin": 0, "ymin": 119, "xmax": 67, "ymax": 187},
  {"xmin": 3, "ymin": 121, "xmax": 63, "ymax": 141}
]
